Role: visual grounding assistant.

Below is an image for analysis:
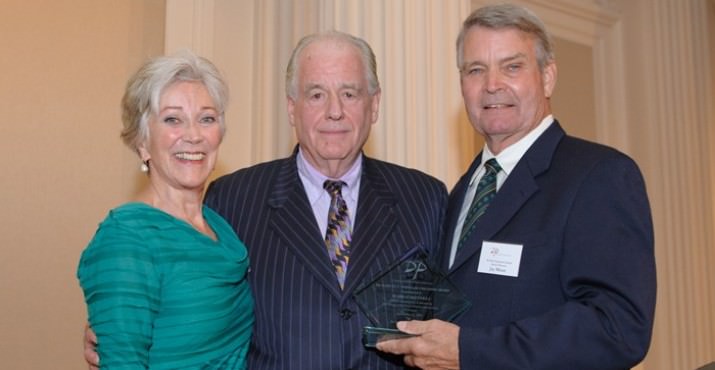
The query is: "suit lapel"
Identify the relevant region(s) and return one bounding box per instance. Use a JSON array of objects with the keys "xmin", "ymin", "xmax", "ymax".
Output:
[
  {"xmin": 449, "ymin": 167, "xmax": 538, "ymax": 271},
  {"xmin": 440, "ymin": 155, "xmax": 483, "ymax": 270},
  {"xmin": 267, "ymin": 153, "xmax": 344, "ymax": 298},
  {"xmin": 342, "ymin": 157, "xmax": 399, "ymax": 296},
  {"xmin": 449, "ymin": 122, "xmax": 566, "ymax": 272}
]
